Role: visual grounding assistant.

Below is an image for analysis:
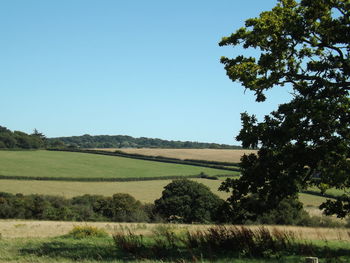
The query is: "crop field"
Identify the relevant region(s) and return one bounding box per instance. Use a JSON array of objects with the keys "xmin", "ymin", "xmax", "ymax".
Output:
[
  {"xmin": 0, "ymin": 150, "xmax": 233, "ymax": 179},
  {"xmin": 96, "ymin": 148, "xmax": 258, "ymax": 163}
]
